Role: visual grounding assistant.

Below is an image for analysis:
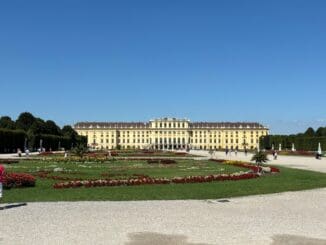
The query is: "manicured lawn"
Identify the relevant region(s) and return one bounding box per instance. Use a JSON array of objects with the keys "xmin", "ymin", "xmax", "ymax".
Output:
[
  {"xmin": 34, "ymin": 150, "xmax": 197, "ymax": 158},
  {"xmin": 2, "ymin": 159, "xmax": 326, "ymax": 203}
]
